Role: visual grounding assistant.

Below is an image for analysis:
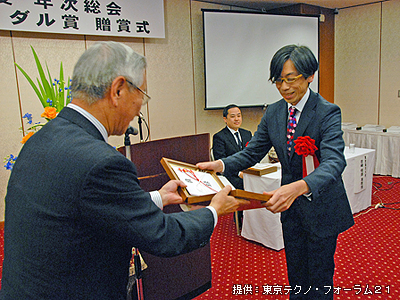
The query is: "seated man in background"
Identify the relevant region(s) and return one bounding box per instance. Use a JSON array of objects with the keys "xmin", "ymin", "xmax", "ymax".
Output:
[{"xmin": 212, "ymin": 104, "xmax": 252, "ymax": 228}]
